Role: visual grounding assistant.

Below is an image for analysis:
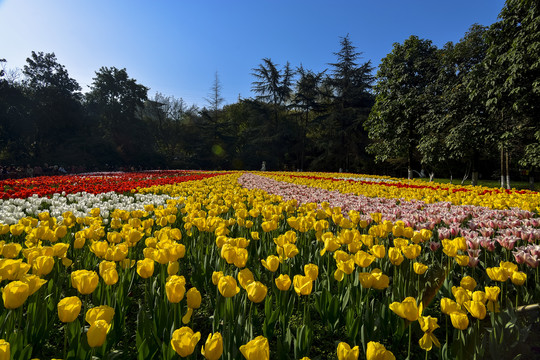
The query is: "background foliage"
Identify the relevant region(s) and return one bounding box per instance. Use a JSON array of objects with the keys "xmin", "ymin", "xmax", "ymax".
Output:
[{"xmin": 0, "ymin": 0, "xmax": 538, "ymax": 182}]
